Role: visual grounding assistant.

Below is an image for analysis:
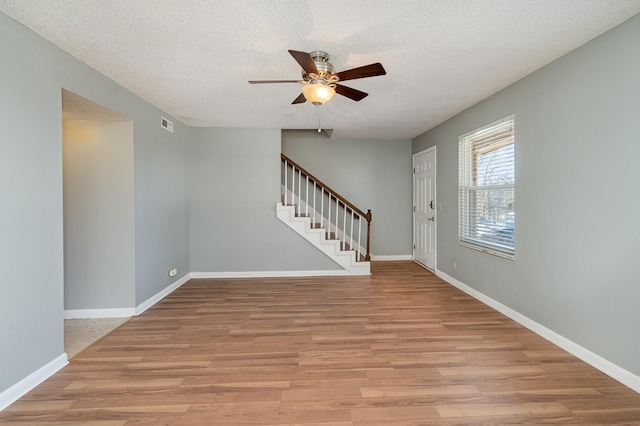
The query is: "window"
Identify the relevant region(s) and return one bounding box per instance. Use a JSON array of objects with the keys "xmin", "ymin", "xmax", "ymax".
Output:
[{"xmin": 458, "ymin": 115, "xmax": 515, "ymax": 257}]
